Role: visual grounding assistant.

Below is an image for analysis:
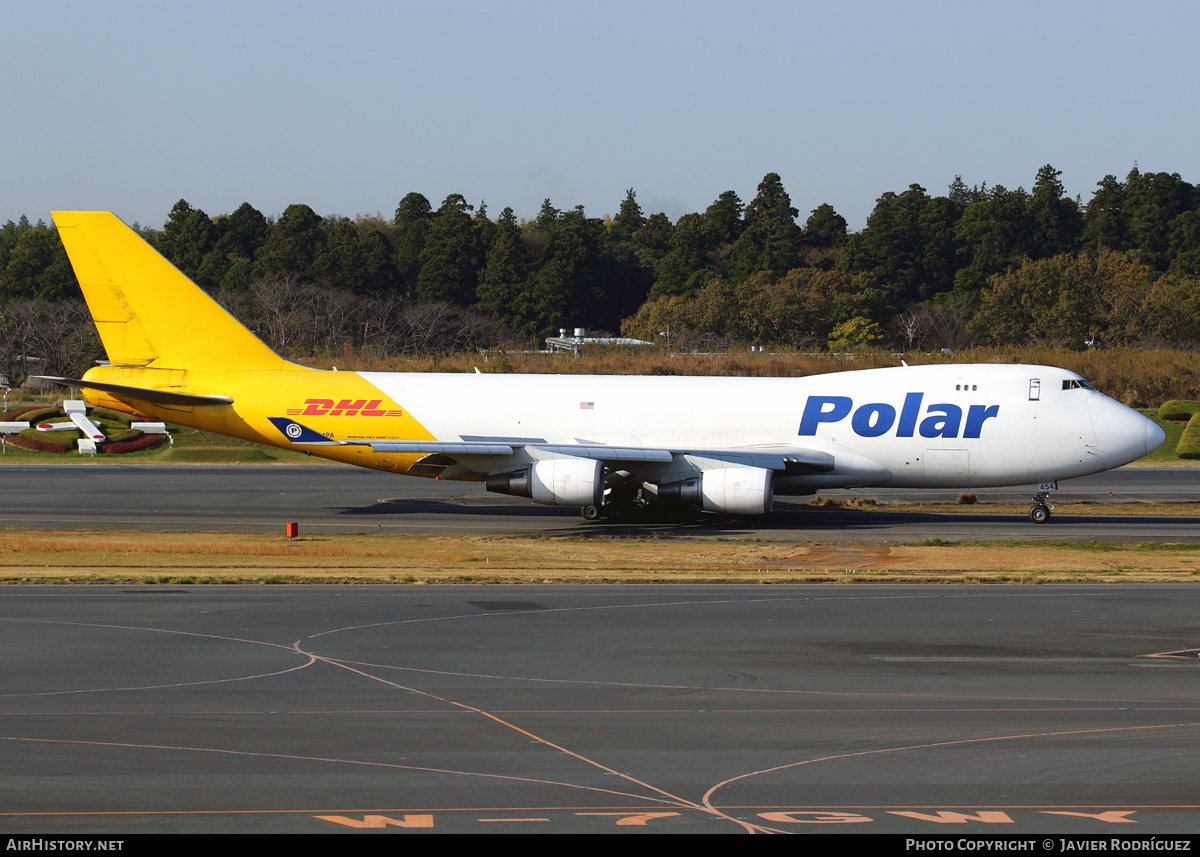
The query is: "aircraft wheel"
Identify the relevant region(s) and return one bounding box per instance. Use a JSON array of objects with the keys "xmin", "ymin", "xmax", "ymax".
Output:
[
  {"xmin": 603, "ymin": 500, "xmax": 637, "ymax": 521},
  {"xmin": 580, "ymin": 504, "xmax": 601, "ymax": 521},
  {"xmin": 1029, "ymin": 504, "xmax": 1051, "ymax": 524}
]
